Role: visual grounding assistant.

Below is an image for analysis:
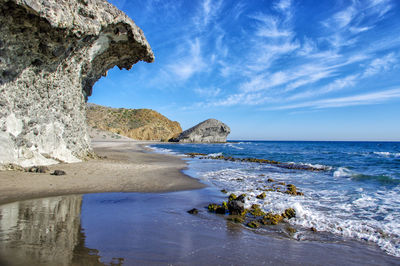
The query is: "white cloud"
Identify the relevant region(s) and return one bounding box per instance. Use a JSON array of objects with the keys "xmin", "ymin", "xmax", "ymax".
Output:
[
  {"xmin": 251, "ymin": 14, "xmax": 292, "ymax": 38},
  {"xmin": 212, "ymin": 92, "xmax": 269, "ymax": 107},
  {"xmin": 167, "ymin": 38, "xmax": 206, "ymax": 81},
  {"xmin": 363, "ymin": 53, "xmax": 398, "ymax": 77},
  {"xmin": 231, "ymin": 1, "xmax": 246, "ymax": 20},
  {"xmin": 194, "ymin": 0, "xmax": 223, "ymax": 29},
  {"xmin": 186, "ymin": 0, "xmax": 398, "ymax": 111},
  {"xmin": 195, "ymin": 87, "xmax": 221, "ymax": 98},
  {"xmin": 333, "ymin": 6, "xmax": 356, "ymax": 29},
  {"xmin": 275, "ymin": 88, "xmax": 400, "ymax": 110},
  {"xmin": 273, "ymin": 0, "xmax": 292, "ymax": 12},
  {"xmin": 320, "ymin": 0, "xmax": 394, "ymax": 51},
  {"xmin": 284, "ymin": 70, "xmax": 334, "ymax": 92}
]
